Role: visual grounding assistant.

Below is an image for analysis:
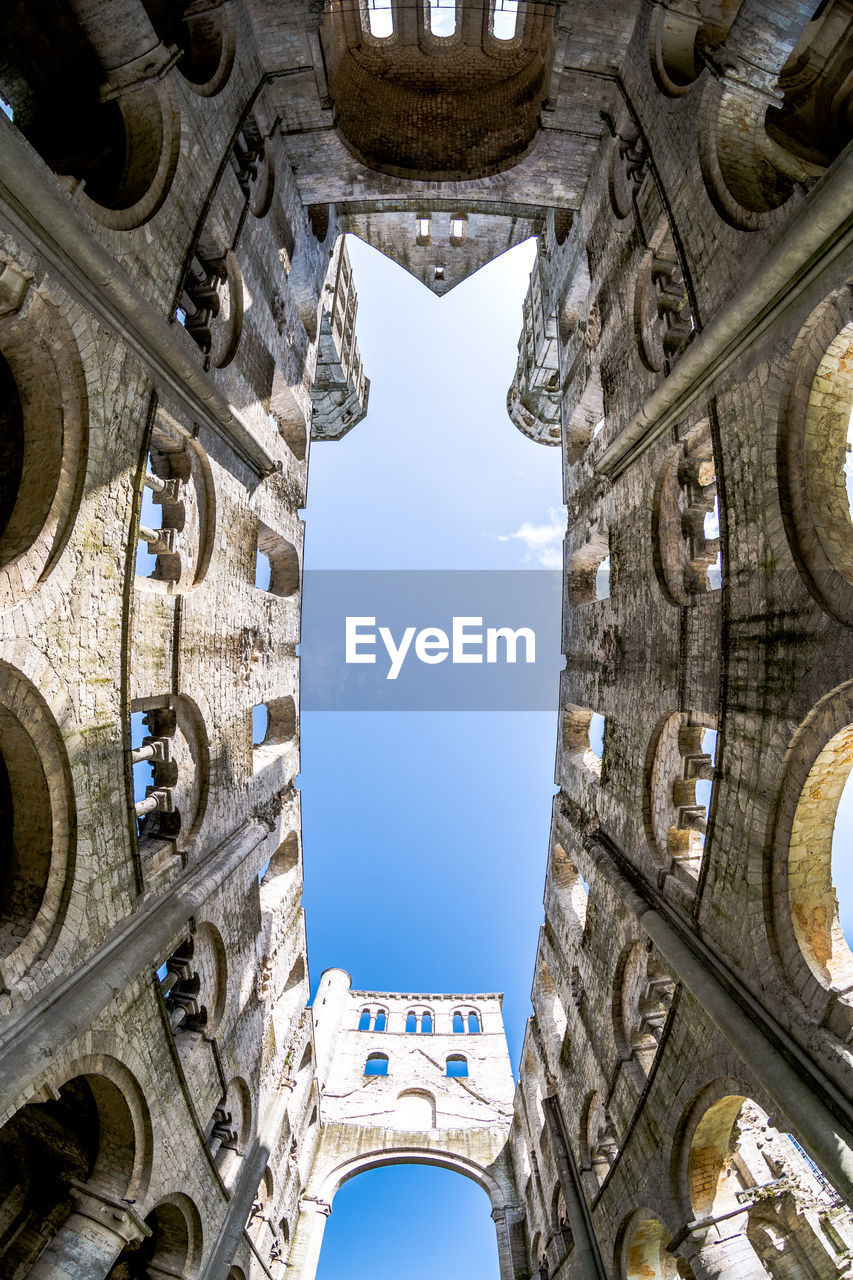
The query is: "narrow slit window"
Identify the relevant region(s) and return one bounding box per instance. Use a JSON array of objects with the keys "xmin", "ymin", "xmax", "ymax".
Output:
[
  {"xmin": 255, "ymin": 549, "xmax": 272, "ymax": 591},
  {"xmin": 252, "ymin": 704, "xmax": 268, "ymax": 747},
  {"xmin": 364, "ymin": 1052, "xmax": 388, "ymax": 1076},
  {"xmin": 468, "ymin": 1012, "xmax": 480, "ymax": 1033},
  {"xmin": 594, "ymin": 554, "xmax": 611, "ymax": 601},
  {"xmin": 358, "ymin": 1009, "xmax": 371, "ymax": 1031},
  {"xmin": 453, "ymin": 1012, "xmax": 464, "ymax": 1033},
  {"xmin": 446, "ymin": 1054, "xmax": 468, "ymax": 1077},
  {"xmin": 418, "ymin": 217, "xmax": 431, "ymax": 240},
  {"xmin": 589, "ymin": 712, "xmax": 605, "ymax": 761},
  {"xmin": 493, "ymin": 0, "xmax": 518, "ymax": 40}
]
